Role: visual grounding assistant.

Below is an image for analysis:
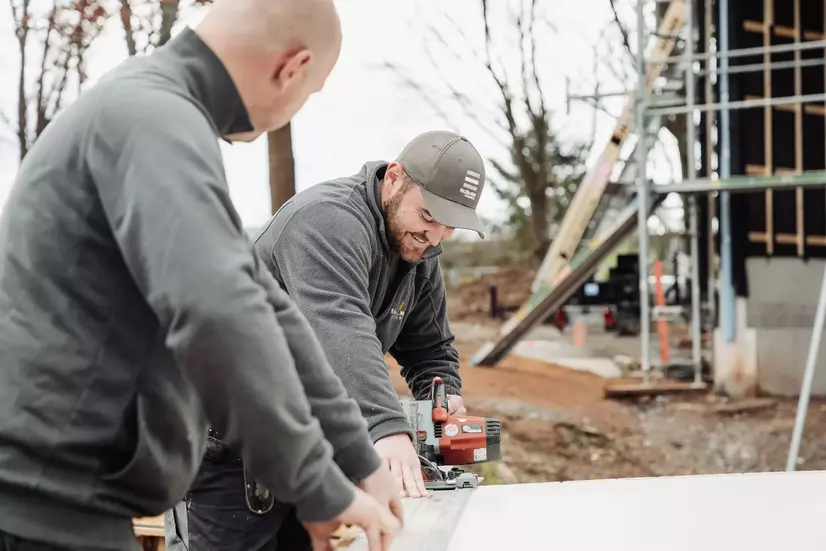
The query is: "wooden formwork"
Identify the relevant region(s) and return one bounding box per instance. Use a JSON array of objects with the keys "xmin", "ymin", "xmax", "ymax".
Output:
[{"xmin": 741, "ymin": 0, "xmax": 826, "ymax": 256}]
